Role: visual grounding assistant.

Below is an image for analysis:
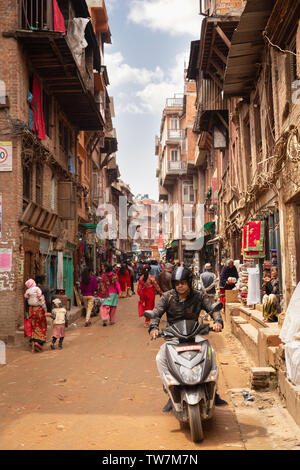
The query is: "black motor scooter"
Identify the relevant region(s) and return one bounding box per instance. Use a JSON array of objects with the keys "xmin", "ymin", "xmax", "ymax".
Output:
[{"xmin": 145, "ymin": 302, "xmax": 223, "ymax": 443}]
